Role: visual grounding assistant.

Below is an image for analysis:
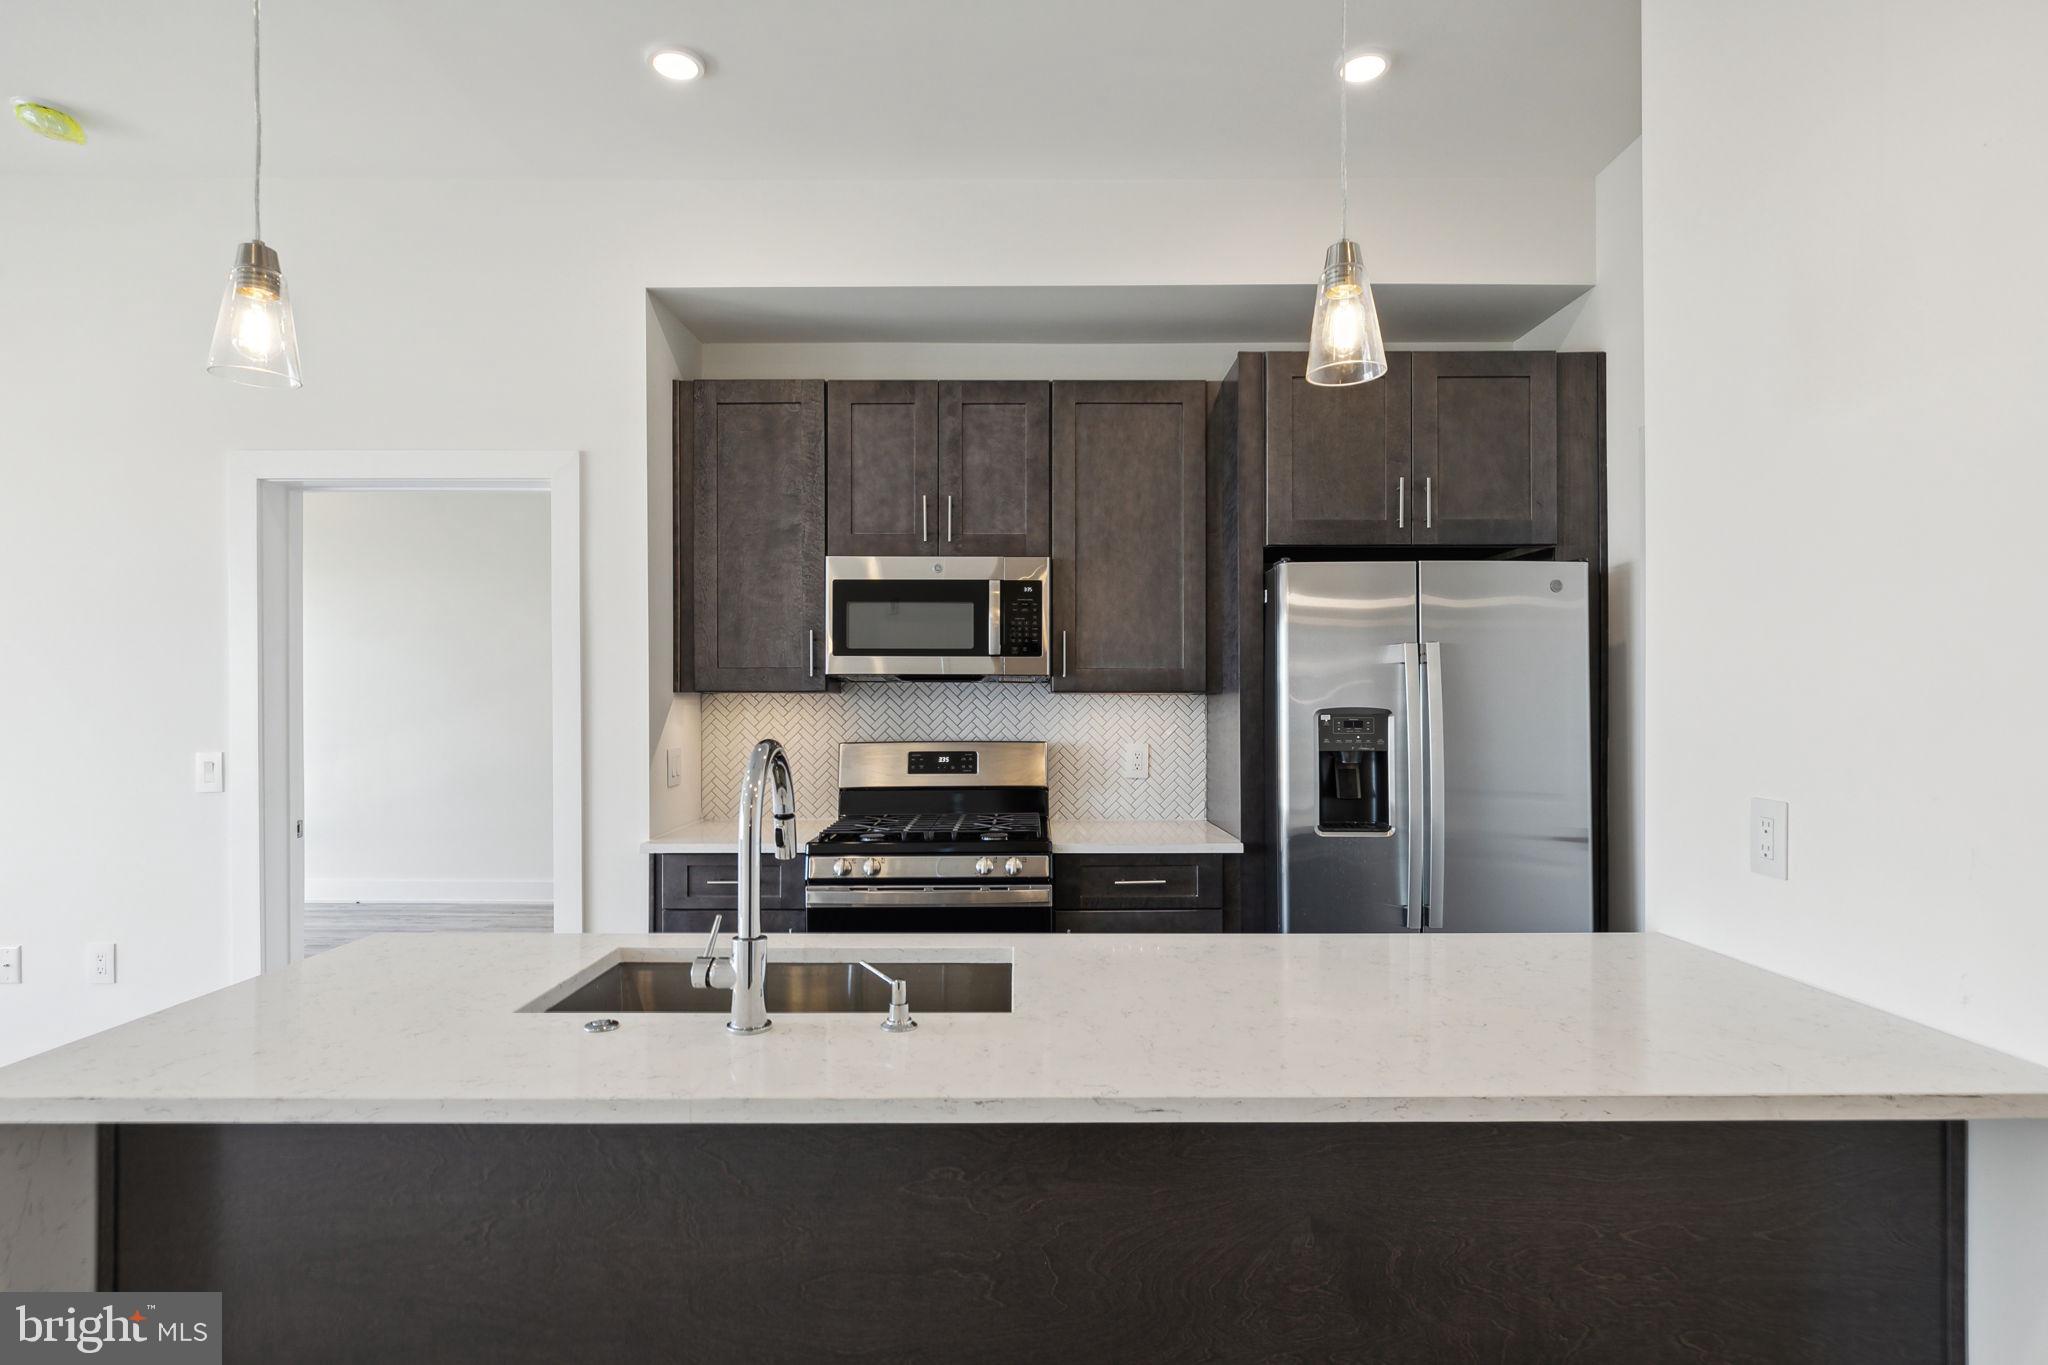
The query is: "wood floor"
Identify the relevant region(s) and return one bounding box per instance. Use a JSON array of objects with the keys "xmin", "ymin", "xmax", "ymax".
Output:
[{"xmin": 303, "ymin": 903, "xmax": 552, "ymax": 957}]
